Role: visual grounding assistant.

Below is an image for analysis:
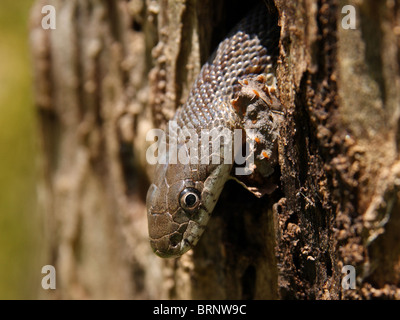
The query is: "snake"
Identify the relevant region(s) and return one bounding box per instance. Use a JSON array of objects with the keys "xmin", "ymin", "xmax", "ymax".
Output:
[{"xmin": 146, "ymin": 3, "xmax": 281, "ymax": 258}]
